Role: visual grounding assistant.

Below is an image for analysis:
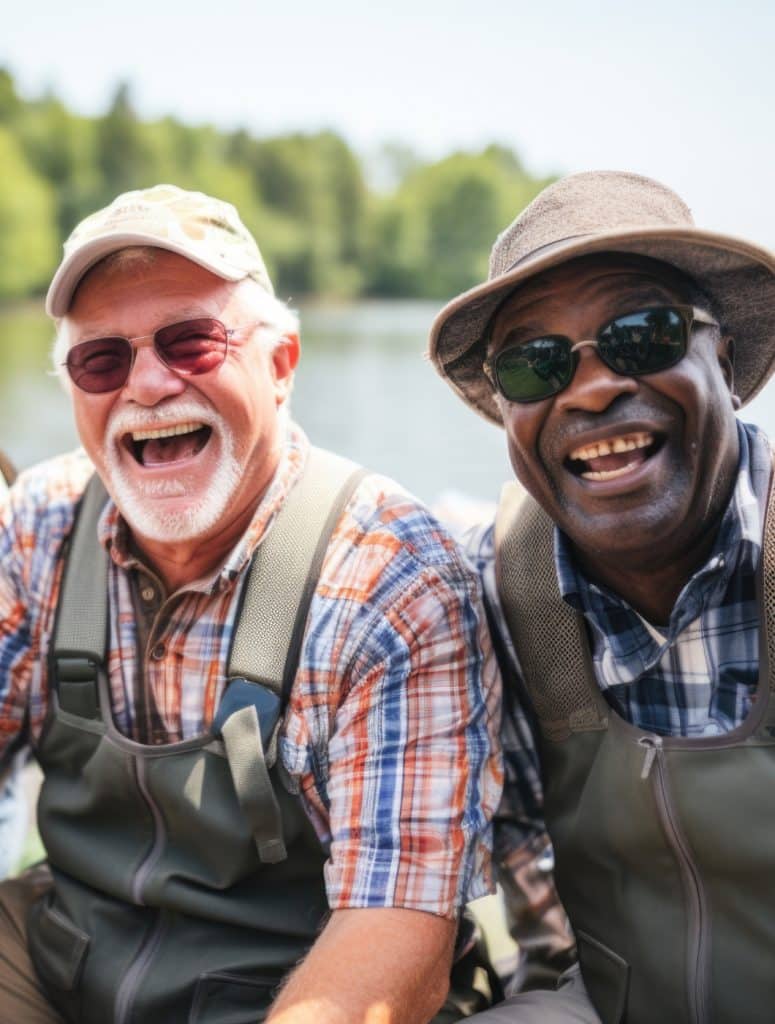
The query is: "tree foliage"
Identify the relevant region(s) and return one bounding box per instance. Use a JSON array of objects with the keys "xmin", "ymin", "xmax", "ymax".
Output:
[
  {"xmin": 0, "ymin": 68, "xmax": 552, "ymax": 303},
  {"xmin": 0, "ymin": 127, "xmax": 58, "ymax": 299}
]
